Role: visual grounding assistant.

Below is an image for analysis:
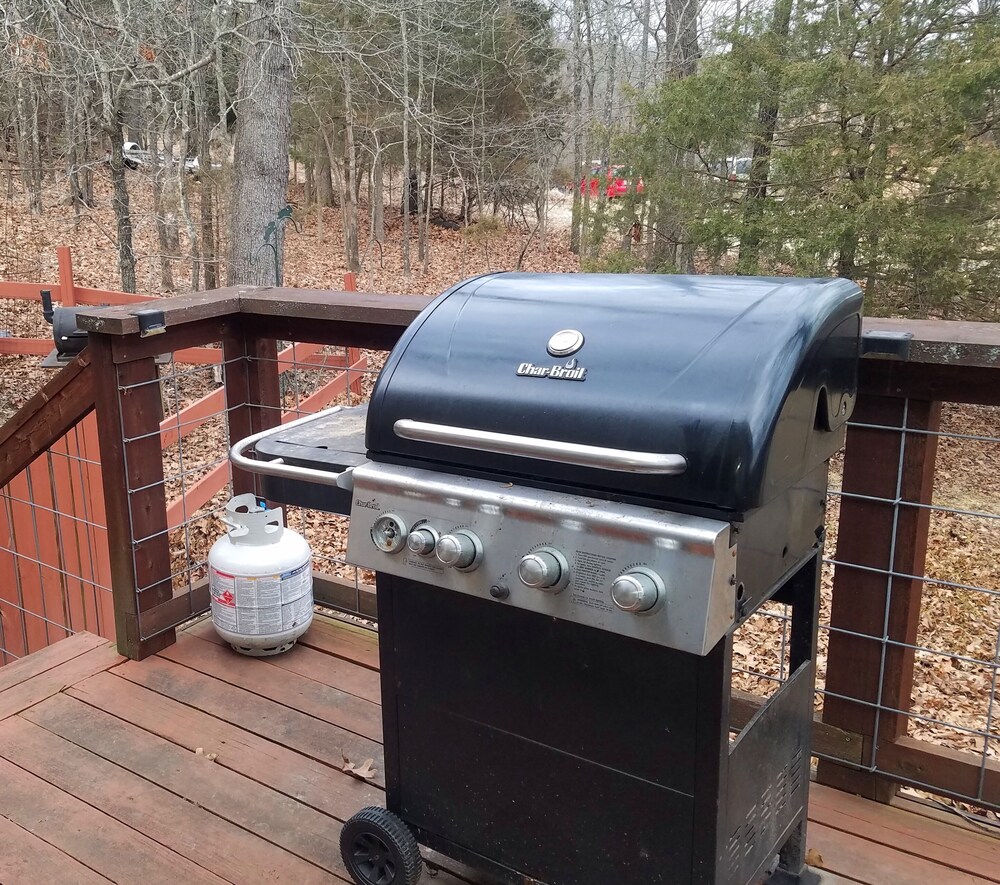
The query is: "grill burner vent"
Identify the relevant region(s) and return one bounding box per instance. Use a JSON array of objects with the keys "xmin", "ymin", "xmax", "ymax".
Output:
[{"xmin": 726, "ymin": 745, "xmax": 805, "ymax": 883}]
